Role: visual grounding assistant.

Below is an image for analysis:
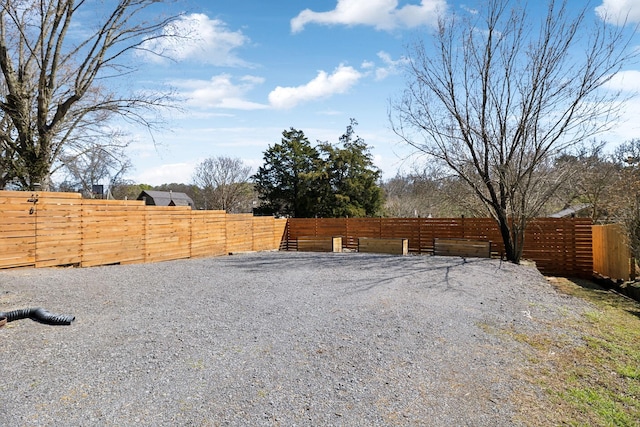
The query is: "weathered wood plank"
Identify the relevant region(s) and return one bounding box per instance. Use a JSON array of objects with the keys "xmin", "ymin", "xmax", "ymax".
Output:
[
  {"xmin": 297, "ymin": 236, "xmax": 342, "ymax": 252},
  {"xmin": 358, "ymin": 238, "xmax": 408, "ymax": 255},
  {"xmin": 434, "ymin": 238, "xmax": 491, "ymax": 258}
]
